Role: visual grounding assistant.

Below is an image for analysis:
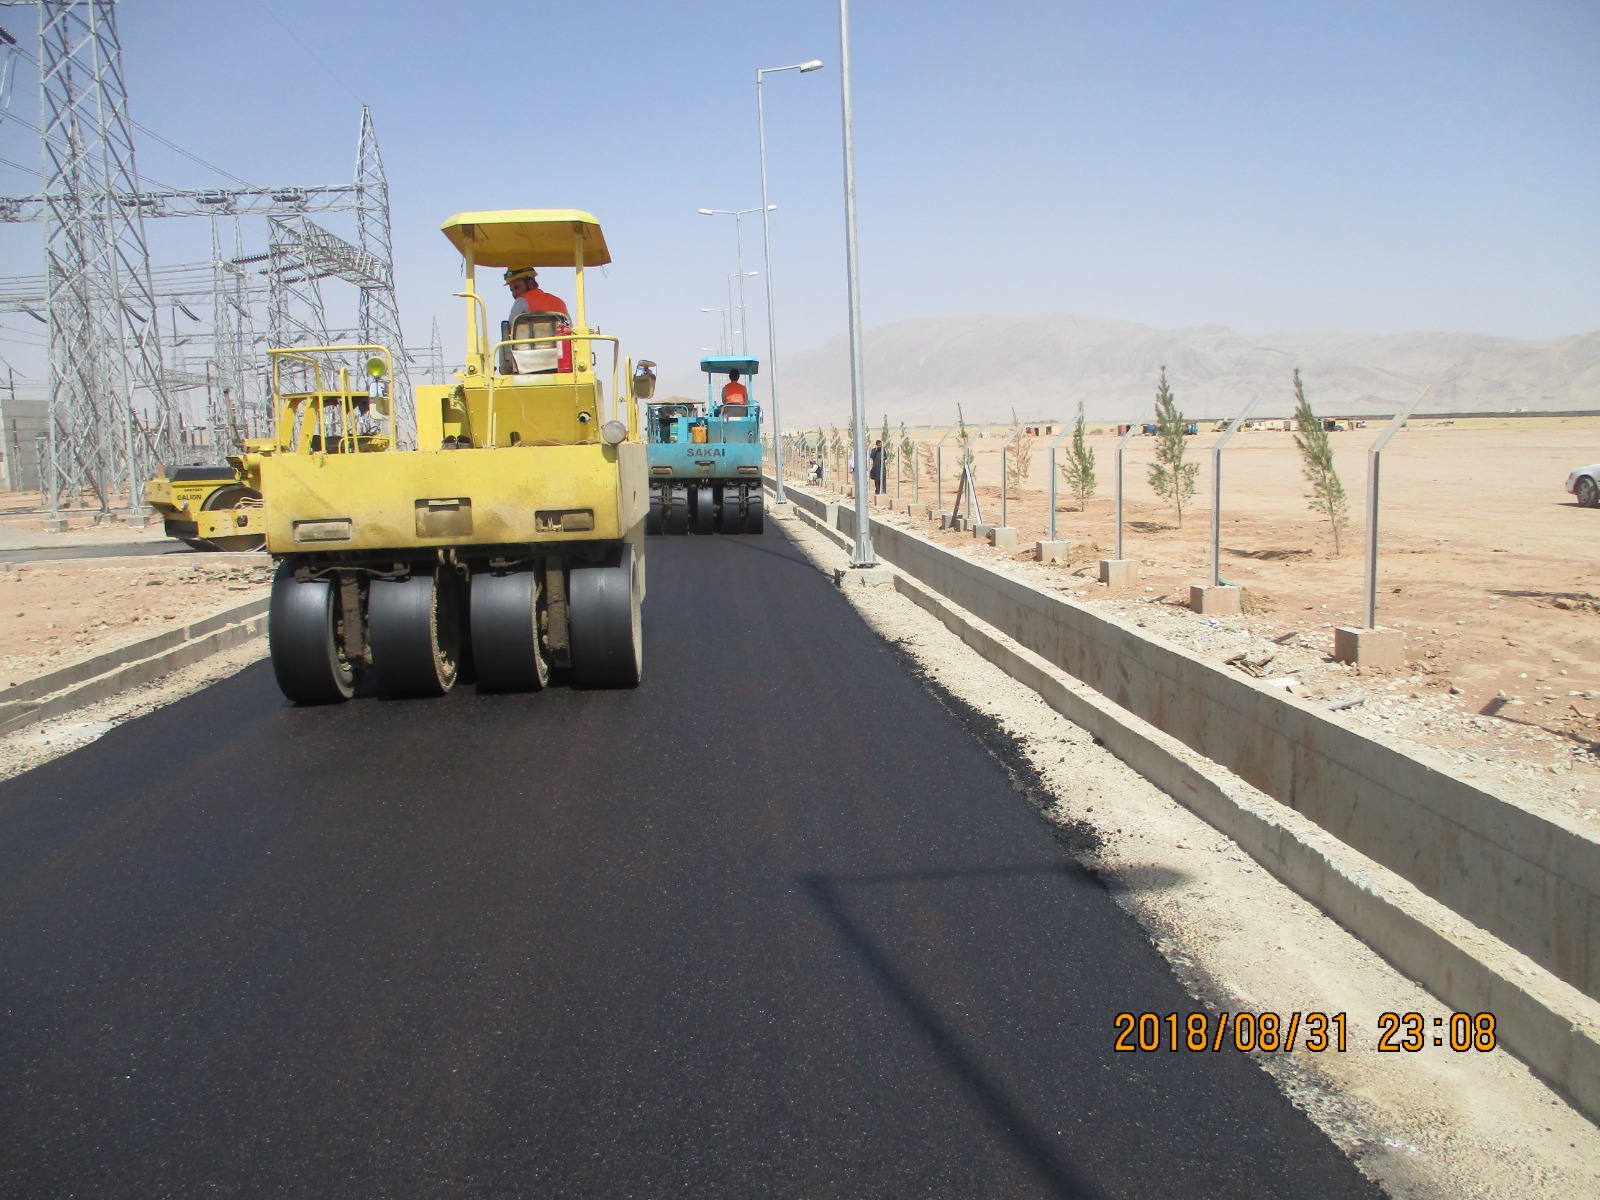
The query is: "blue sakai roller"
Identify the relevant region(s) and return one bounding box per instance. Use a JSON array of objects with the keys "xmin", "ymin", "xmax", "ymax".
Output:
[{"xmin": 644, "ymin": 355, "xmax": 764, "ymax": 535}]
